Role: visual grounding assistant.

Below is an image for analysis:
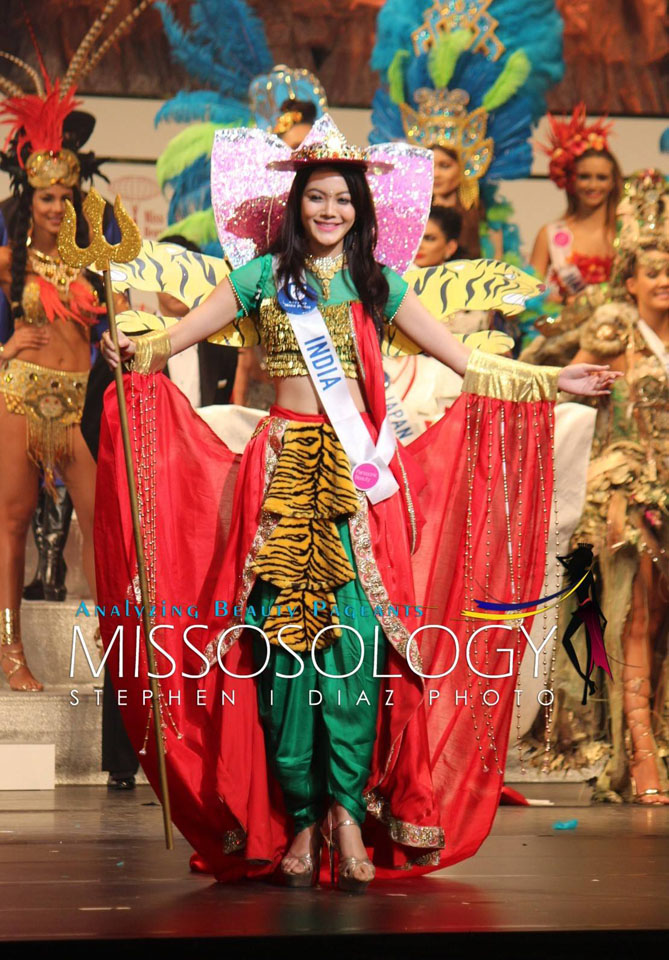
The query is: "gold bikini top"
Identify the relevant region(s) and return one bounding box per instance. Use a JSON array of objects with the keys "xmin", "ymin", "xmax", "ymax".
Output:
[
  {"xmin": 256, "ymin": 297, "xmax": 359, "ymax": 379},
  {"xmin": 19, "ymin": 247, "xmax": 90, "ymax": 327},
  {"xmin": 20, "ymin": 279, "xmax": 49, "ymax": 327}
]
